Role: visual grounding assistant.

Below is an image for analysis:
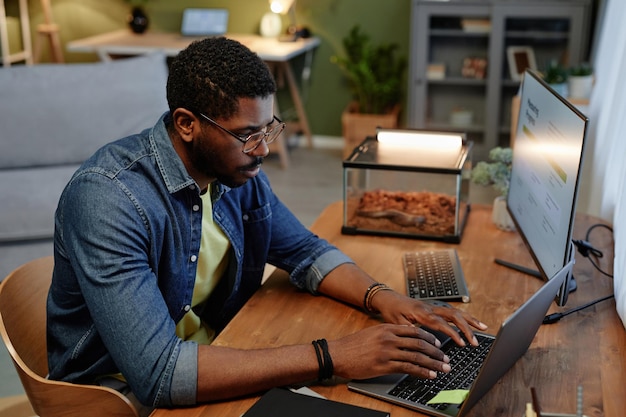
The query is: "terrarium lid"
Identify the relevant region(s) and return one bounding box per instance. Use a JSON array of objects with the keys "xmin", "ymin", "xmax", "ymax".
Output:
[{"xmin": 344, "ymin": 129, "xmax": 472, "ymax": 172}]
